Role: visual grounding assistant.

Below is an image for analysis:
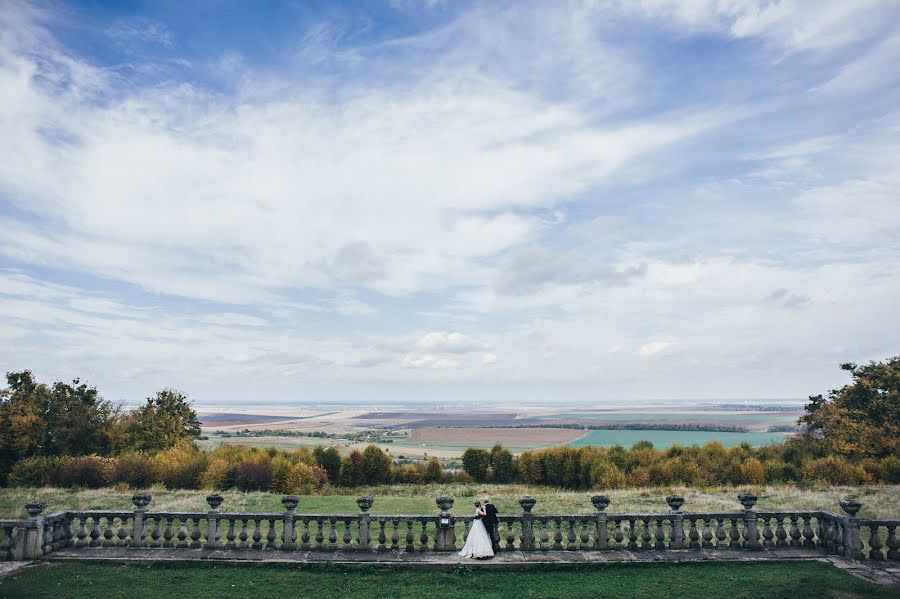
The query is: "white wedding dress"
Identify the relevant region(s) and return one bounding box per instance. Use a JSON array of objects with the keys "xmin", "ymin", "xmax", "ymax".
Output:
[{"xmin": 458, "ymin": 517, "xmax": 494, "ymax": 558}]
